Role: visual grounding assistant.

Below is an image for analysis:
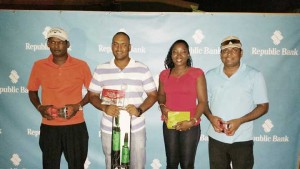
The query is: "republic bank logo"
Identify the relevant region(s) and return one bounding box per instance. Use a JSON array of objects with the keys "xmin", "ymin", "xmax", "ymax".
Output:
[
  {"xmin": 0, "ymin": 70, "xmax": 28, "ymax": 94},
  {"xmin": 25, "ymin": 26, "xmax": 71, "ymax": 52},
  {"xmin": 42, "ymin": 26, "xmax": 52, "ymax": 39},
  {"xmin": 25, "ymin": 26, "xmax": 49, "ymax": 52},
  {"xmin": 84, "ymin": 158, "xmax": 91, "ymax": 169},
  {"xmin": 254, "ymin": 118, "xmax": 289, "ymax": 142},
  {"xmin": 252, "ymin": 30, "xmax": 298, "ymax": 56},
  {"xmin": 262, "ymin": 119, "xmax": 274, "ymax": 133},
  {"xmin": 271, "ymin": 30, "xmax": 283, "ymax": 45},
  {"xmin": 192, "ymin": 29, "xmax": 205, "ymax": 44},
  {"xmin": 190, "ymin": 29, "xmax": 219, "ymax": 55},
  {"xmin": 10, "ymin": 154, "xmax": 21, "ymax": 166},
  {"xmin": 151, "ymin": 159, "xmax": 162, "ymax": 169},
  {"xmin": 9, "ymin": 70, "xmax": 19, "ymax": 84},
  {"xmin": 98, "ymin": 28, "xmax": 146, "ymax": 54}
]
